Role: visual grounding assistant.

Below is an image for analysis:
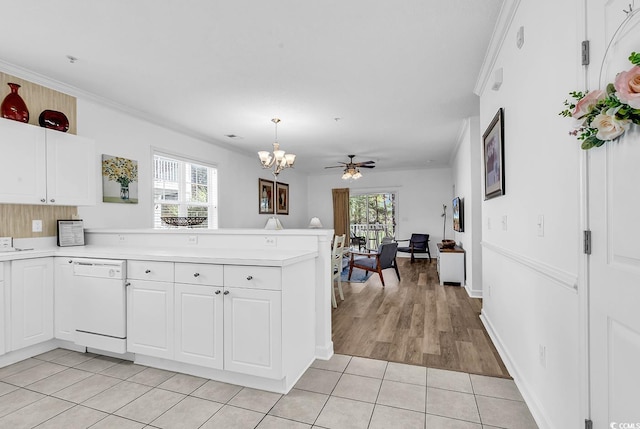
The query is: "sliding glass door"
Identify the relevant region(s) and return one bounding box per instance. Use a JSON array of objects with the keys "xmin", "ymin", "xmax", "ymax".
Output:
[{"xmin": 349, "ymin": 192, "xmax": 397, "ymax": 250}]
